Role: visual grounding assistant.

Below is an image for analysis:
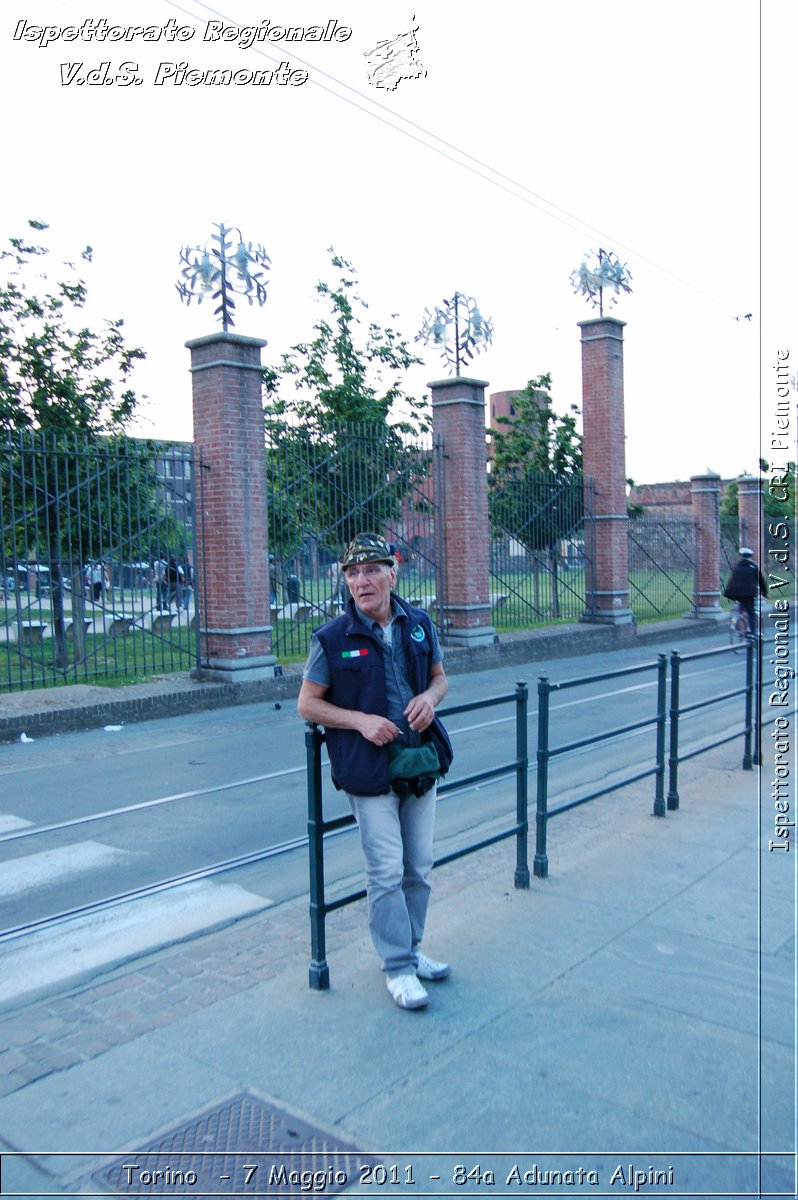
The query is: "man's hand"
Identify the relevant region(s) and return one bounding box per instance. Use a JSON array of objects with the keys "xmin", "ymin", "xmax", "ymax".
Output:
[
  {"xmin": 298, "ymin": 680, "xmax": 400, "ymax": 745},
  {"xmin": 404, "ymin": 692, "xmax": 436, "ymax": 733},
  {"xmin": 356, "ymin": 714, "xmax": 402, "ymax": 746},
  {"xmin": 404, "ymin": 662, "xmax": 448, "ymax": 733}
]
